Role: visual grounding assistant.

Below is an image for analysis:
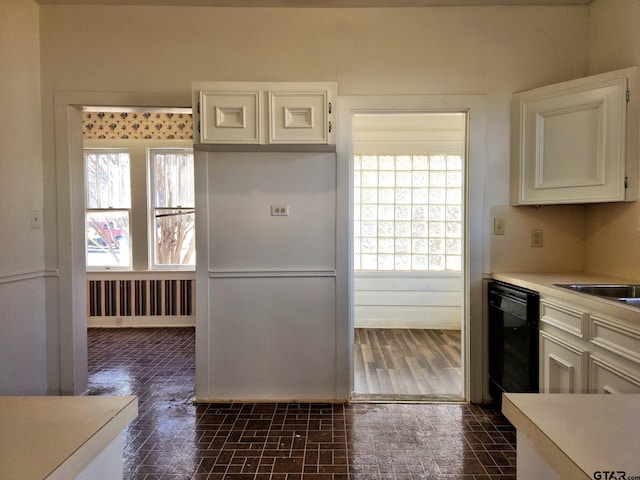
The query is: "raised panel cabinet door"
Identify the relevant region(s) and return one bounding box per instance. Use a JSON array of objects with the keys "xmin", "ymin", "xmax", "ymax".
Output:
[
  {"xmin": 540, "ymin": 331, "xmax": 588, "ymax": 393},
  {"xmin": 511, "ymin": 67, "xmax": 638, "ymax": 205},
  {"xmin": 268, "ymin": 91, "xmax": 331, "ymax": 144},
  {"xmin": 199, "ymin": 91, "xmax": 261, "ymax": 144}
]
